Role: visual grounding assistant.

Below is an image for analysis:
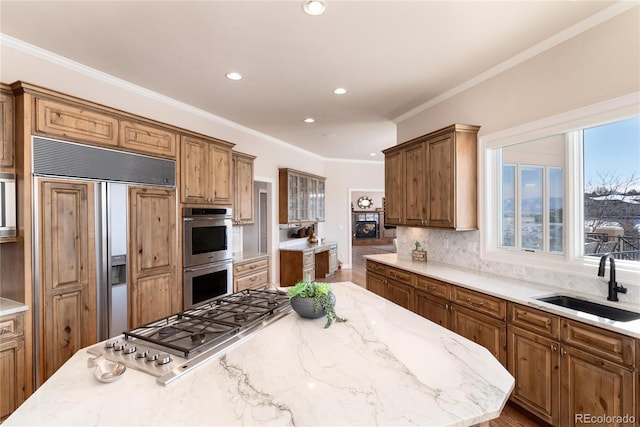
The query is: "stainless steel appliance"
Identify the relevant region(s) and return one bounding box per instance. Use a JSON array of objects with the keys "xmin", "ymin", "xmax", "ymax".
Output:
[
  {"xmin": 32, "ymin": 136, "xmax": 176, "ymax": 344},
  {"xmin": 182, "ymin": 207, "xmax": 233, "ymax": 309},
  {"xmin": 86, "ymin": 288, "xmax": 292, "ymax": 385},
  {"xmin": 183, "ymin": 207, "xmax": 232, "ymax": 266},
  {"xmin": 0, "ymin": 172, "xmax": 16, "ymax": 238}
]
